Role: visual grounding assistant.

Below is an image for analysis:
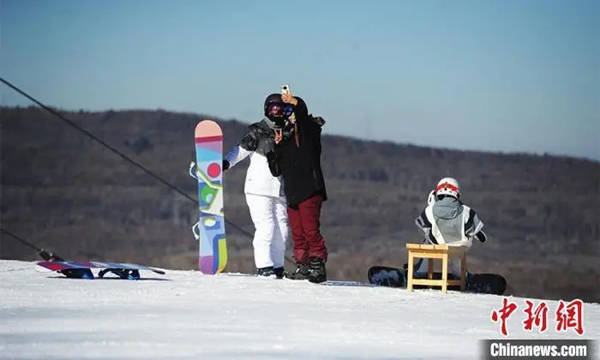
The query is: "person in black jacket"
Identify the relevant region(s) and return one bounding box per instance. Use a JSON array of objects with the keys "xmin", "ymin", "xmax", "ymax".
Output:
[{"xmin": 267, "ymin": 91, "xmax": 328, "ymax": 283}]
